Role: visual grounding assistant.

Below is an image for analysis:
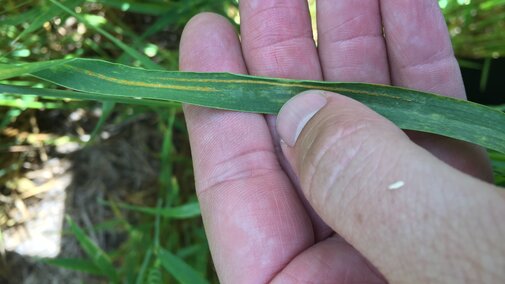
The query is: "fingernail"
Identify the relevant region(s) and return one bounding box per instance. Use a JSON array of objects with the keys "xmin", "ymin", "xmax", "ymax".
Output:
[{"xmin": 276, "ymin": 91, "xmax": 327, "ymax": 147}]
